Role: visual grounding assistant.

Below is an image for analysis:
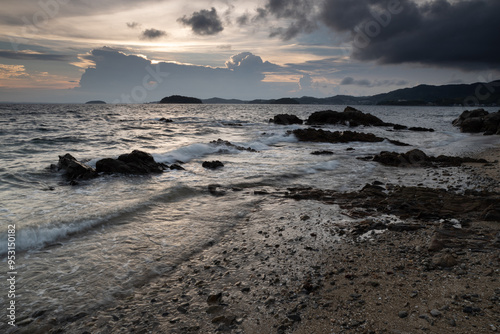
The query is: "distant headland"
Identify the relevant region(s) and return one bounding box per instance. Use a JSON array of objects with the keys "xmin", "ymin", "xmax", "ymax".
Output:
[
  {"xmin": 85, "ymin": 100, "xmax": 106, "ymax": 104},
  {"xmin": 200, "ymin": 80, "xmax": 500, "ymax": 106}
]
